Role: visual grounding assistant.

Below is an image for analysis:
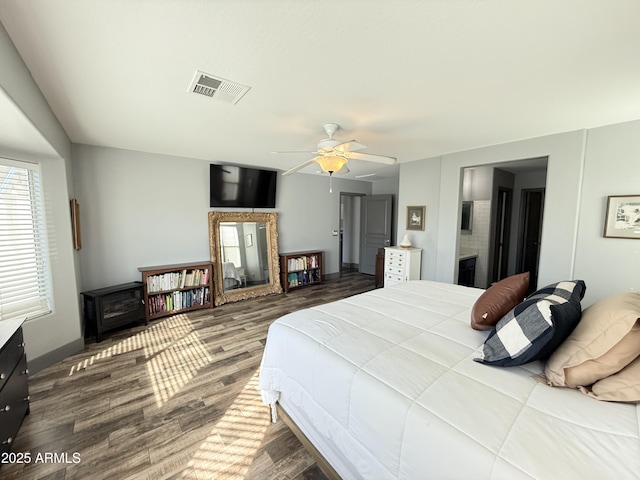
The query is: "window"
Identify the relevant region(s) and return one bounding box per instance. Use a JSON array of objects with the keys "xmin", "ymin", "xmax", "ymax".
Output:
[
  {"xmin": 0, "ymin": 158, "xmax": 53, "ymax": 321},
  {"xmin": 220, "ymin": 223, "xmax": 242, "ymax": 267}
]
